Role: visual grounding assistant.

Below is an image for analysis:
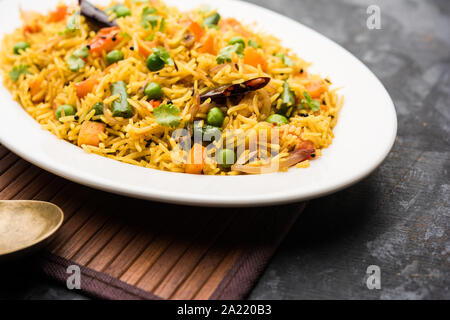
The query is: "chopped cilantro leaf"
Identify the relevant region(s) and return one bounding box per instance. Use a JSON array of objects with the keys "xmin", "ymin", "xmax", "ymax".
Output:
[
  {"xmin": 9, "ymin": 65, "xmax": 30, "ymax": 81},
  {"xmin": 248, "ymin": 39, "xmax": 261, "ymax": 48},
  {"xmin": 216, "ymin": 43, "xmax": 244, "ymax": 64},
  {"xmin": 153, "ymin": 103, "xmax": 181, "ymax": 128},
  {"xmin": 152, "ymin": 47, "xmax": 174, "ymax": 66},
  {"xmin": 276, "ymin": 53, "xmax": 294, "ymax": 67},
  {"xmin": 141, "ymin": 7, "xmax": 159, "ymax": 29},
  {"xmin": 299, "ymin": 91, "xmax": 320, "ymax": 112}
]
